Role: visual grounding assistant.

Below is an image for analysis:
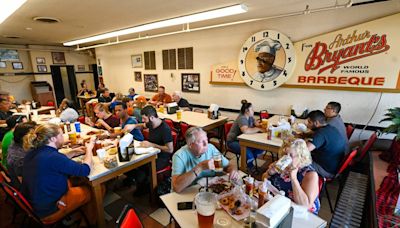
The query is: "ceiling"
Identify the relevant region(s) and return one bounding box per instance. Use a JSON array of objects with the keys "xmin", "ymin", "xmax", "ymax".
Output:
[{"xmin": 0, "ymin": 0, "xmax": 395, "ymax": 47}]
